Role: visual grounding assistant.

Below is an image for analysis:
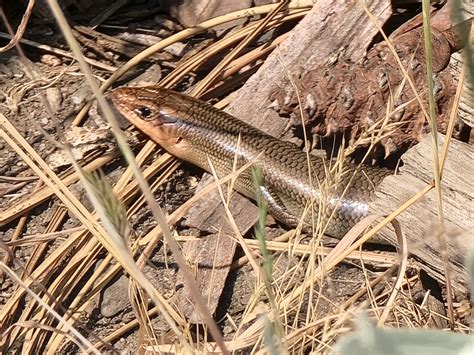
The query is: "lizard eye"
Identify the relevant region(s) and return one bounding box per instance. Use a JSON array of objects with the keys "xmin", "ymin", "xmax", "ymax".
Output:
[{"xmin": 135, "ymin": 107, "xmax": 152, "ymax": 119}]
